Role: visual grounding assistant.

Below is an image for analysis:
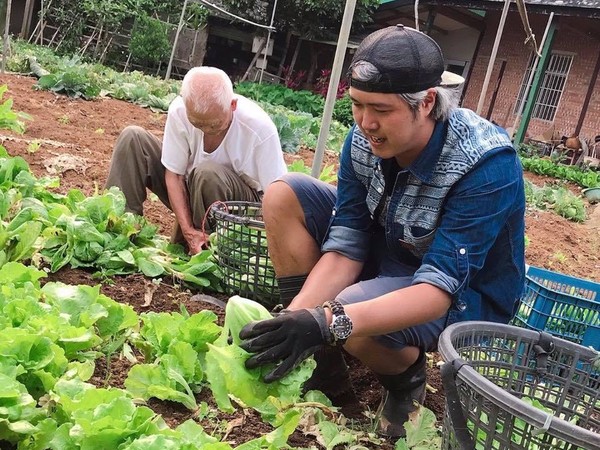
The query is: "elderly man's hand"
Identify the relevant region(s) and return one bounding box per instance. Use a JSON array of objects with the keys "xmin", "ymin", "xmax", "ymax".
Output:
[
  {"xmin": 184, "ymin": 229, "xmax": 209, "ymax": 255},
  {"xmin": 239, "ymin": 308, "xmax": 331, "ymax": 383}
]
